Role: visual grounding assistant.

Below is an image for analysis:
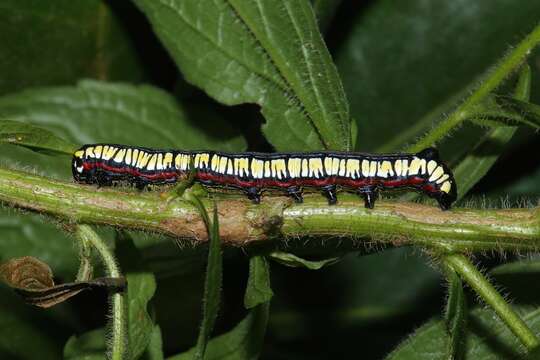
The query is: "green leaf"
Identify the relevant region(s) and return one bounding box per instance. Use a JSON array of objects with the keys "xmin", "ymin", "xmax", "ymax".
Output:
[
  {"xmin": 0, "ymin": 0, "xmax": 145, "ymax": 95},
  {"xmin": 452, "ymin": 64, "xmax": 531, "ymax": 200},
  {"xmin": 64, "ymin": 235, "xmax": 159, "ymax": 360},
  {"xmin": 472, "ymin": 95, "xmax": 540, "ymax": 129},
  {"xmin": 187, "ymin": 200, "xmax": 222, "ymax": 360},
  {"xmin": 244, "ymin": 255, "xmax": 273, "ymax": 309},
  {"xmin": 270, "ymin": 248, "xmax": 440, "ymax": 339},
  {"xmin": 269, "ymin": 251, "xmax": 342, "ymax": 270},
  {"xmin": 141, "ymin": 326, "xmax": 164, "ymax": 360},
  {"xmin": 0, "ymin": 209, "xmax": 79, "ymax": 280},
  {"xmin": 490, "ymin": 259, "xmax": 540, "ymax": 276},
  {"xmin": 64, "ymin": 328, "xmax": 106, "ymax": 360},
  {"xmin": 386, "ymin": 305, "xmax": 540, "ymax": 360},
  {"xmin": 0, "ymin": 80, "xmax": 246, "ymax": 153},
  {"xmin": 336, "ymin": 0, "xmax": 540, "ymax": 151},
  {"xmin": 0, "ymin": 119, "xmax": 77, "ymax": 155},
  {"xmin": 116, "ymin": 233, "xmax": 158, "ymax": 360},
  {"xmin": 170, "ymin": 302, "xmax": 270, "ymax": 360},
  {"xmin": 0, "ymin": 287, "xmax": 64, "ymax": 359},
  {"xmin": 444, "ymin": 267, "xmax": 467, "ymax": 360},
  {"xmin": 133, "ymin": 0, "xmax": 351, "ymax": 151}
]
